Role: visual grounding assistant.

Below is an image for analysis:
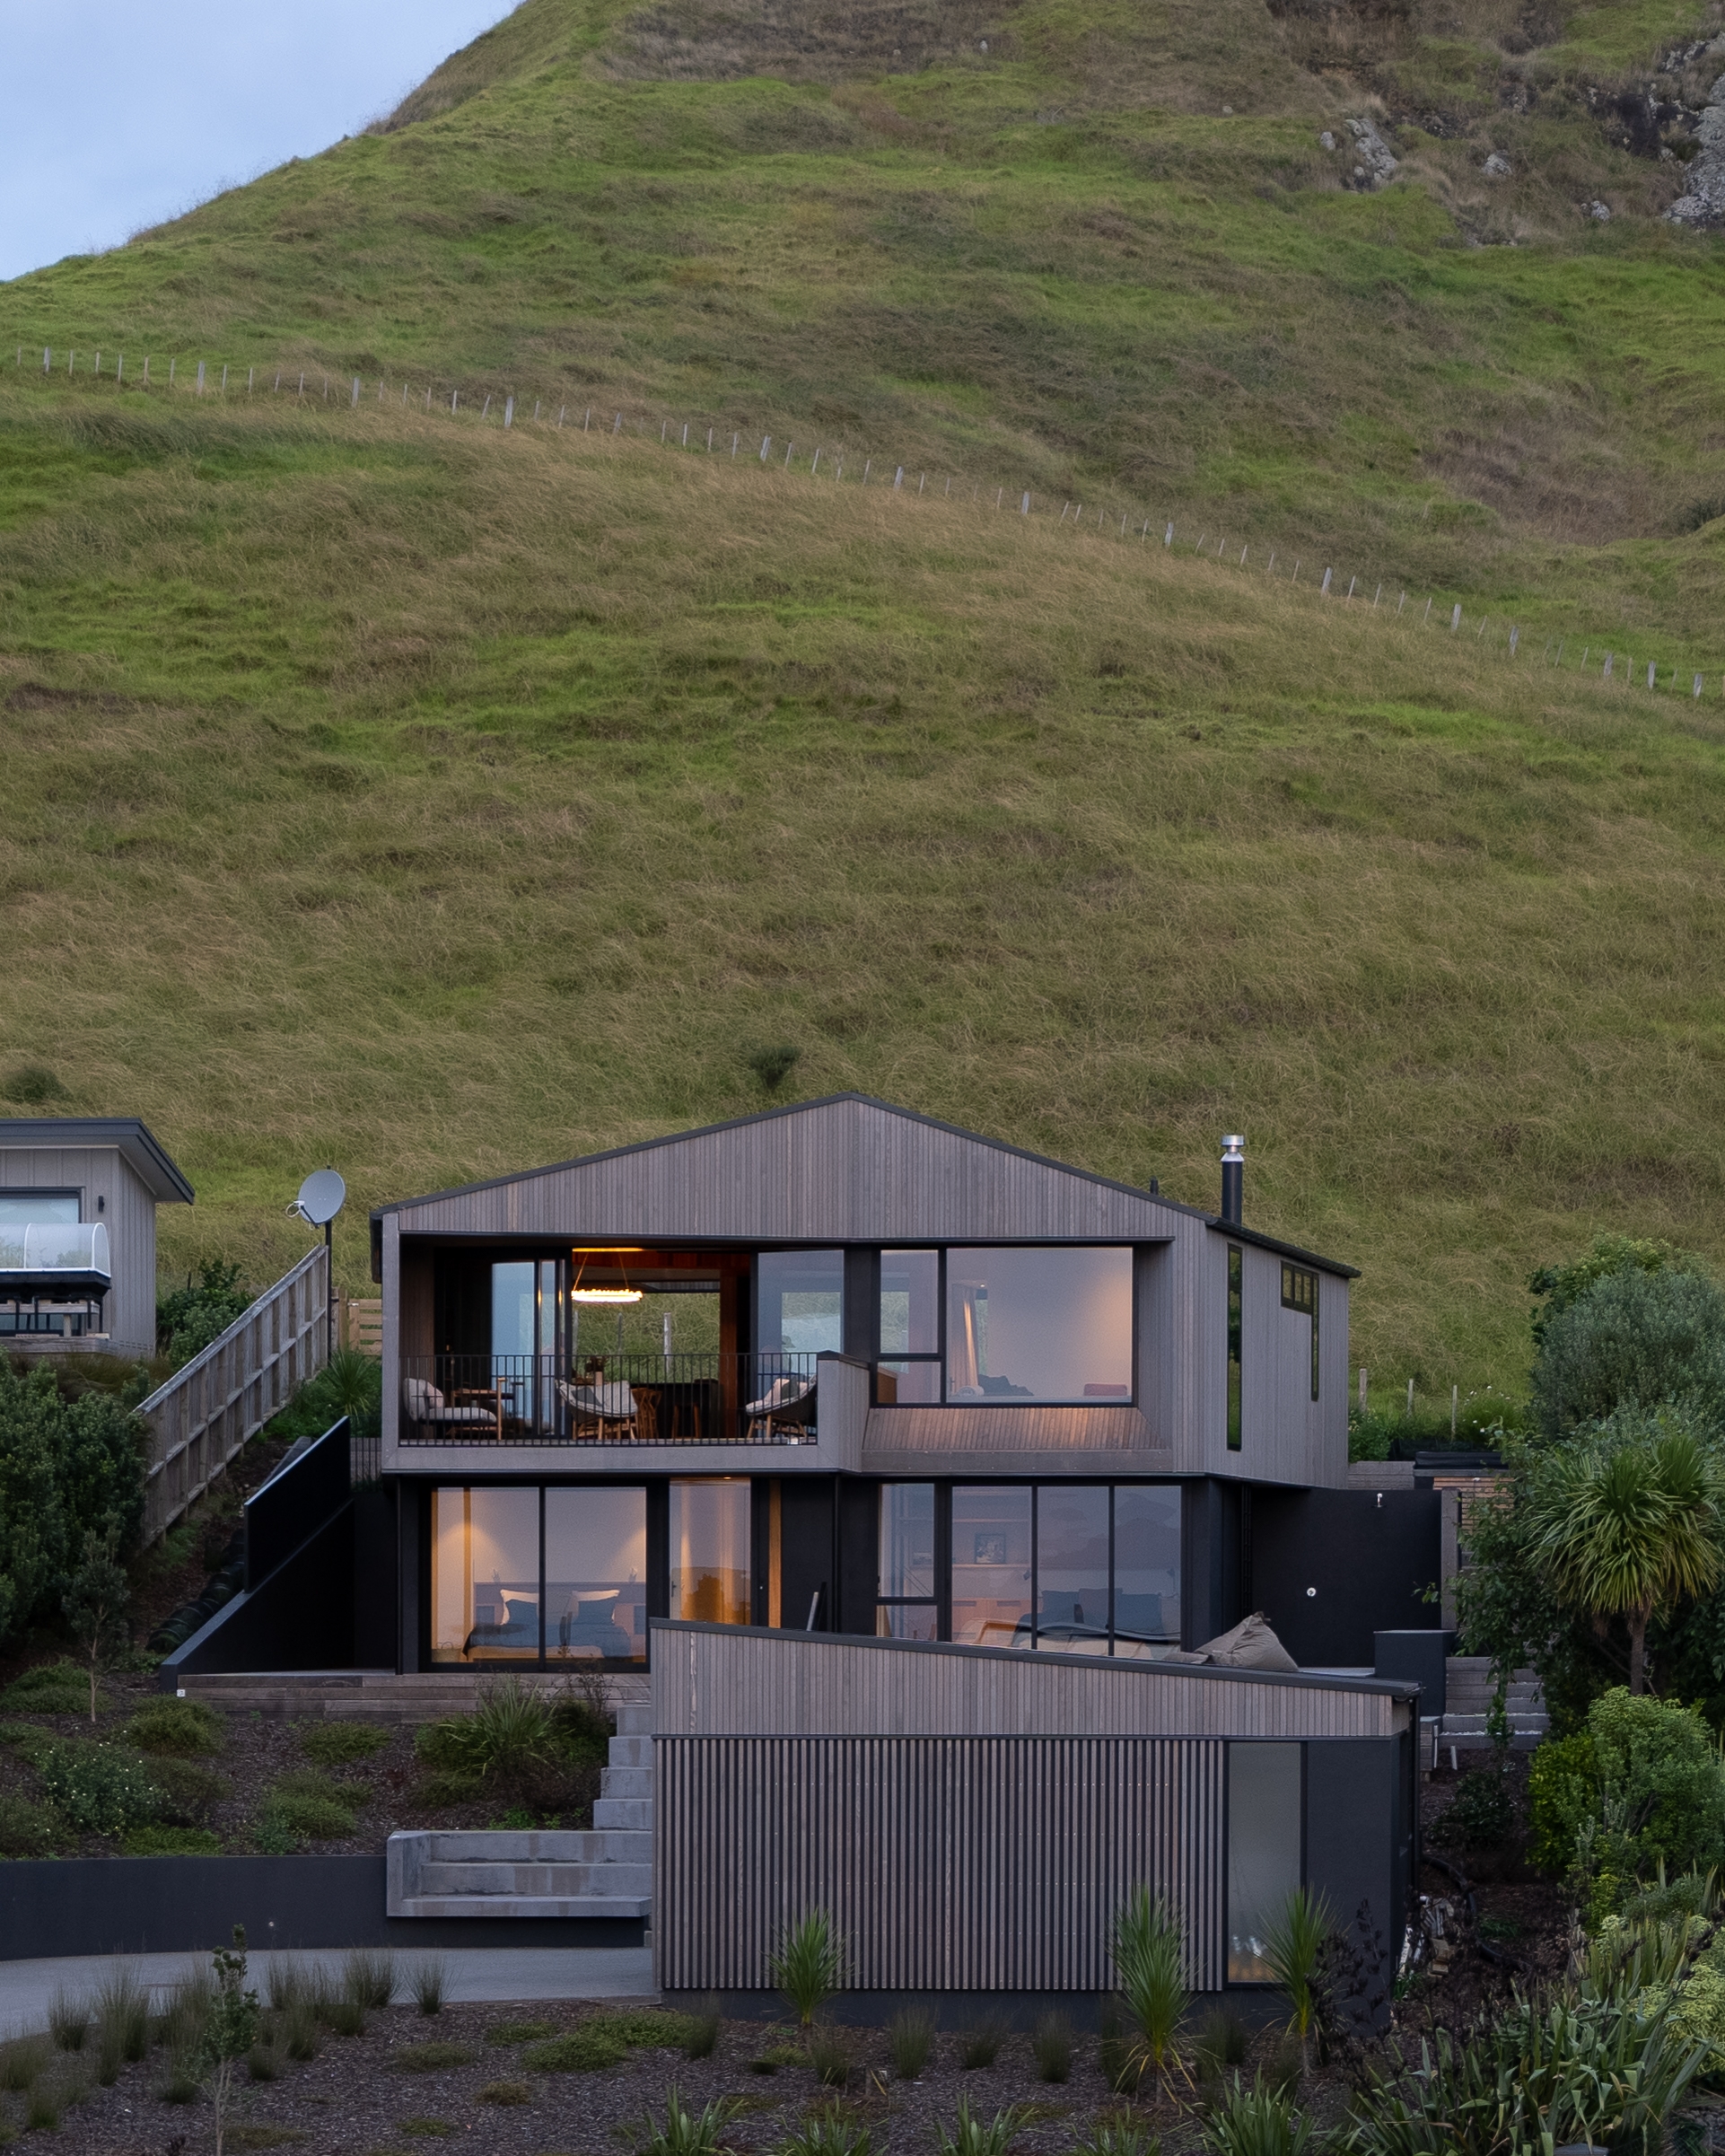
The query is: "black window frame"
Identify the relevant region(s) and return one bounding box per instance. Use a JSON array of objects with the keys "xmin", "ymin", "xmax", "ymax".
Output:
[
  {"xmin": 1281, "ymin": 1263, "xmax": 1319, "ymax": 1403},
  {"xmin": 1226, "ymin": 1246, "xmax": 1244, "ymax": 1450}
]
